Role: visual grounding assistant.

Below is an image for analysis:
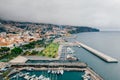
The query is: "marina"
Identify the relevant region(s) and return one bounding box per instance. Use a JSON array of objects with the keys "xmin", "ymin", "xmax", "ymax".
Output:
[
  {"xmin": 6, "ymin": 37, "xmax": 104, "ymax": 80},
  {"xmin": 8, "ymin": 61, "xmax": 103, "ymax": 80},
  {"xmin": 9, "ymin": 70, "xmax": 84, "ymax": 80},
  {"xmin": 6, "ymin": 40, "xmax": 104, "ymax": 80}
]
